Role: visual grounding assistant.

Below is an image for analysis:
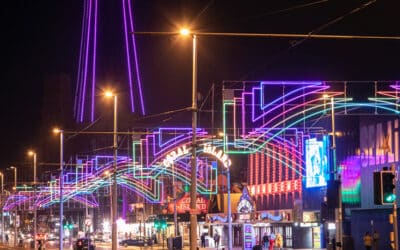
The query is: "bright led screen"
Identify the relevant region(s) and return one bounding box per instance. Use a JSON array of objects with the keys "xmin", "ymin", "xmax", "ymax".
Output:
[{"xmin": 305, "ymin": 137, "xmax": 329, "ymax": 188}]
